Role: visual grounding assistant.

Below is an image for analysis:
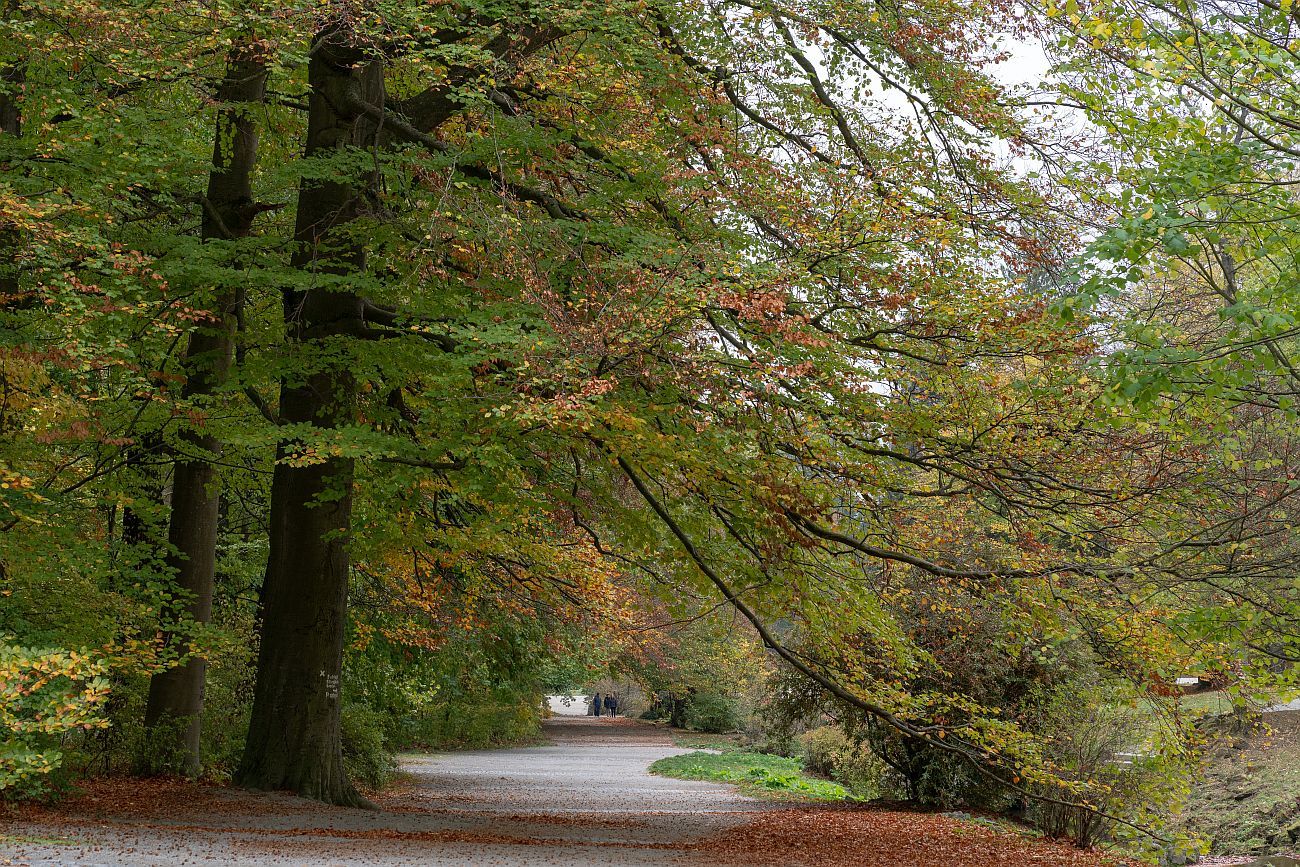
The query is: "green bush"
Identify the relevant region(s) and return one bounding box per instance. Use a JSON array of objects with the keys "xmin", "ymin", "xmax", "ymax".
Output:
[
  {"xmin": 0, "ymin": 642, "xmax": 110, "ymax": 799},
  {"xmin": 800, "ymin": 725, "xmax": 849, "ymax": 776},
  {"xmin": 405, "ymin": 697, "xmax": 542, "ymax": 750},
  {"xmin": 684, "ymin": 691, "xmax": 740, "ymax": 733},
  {"xmin": 1026, "ymin": 691, "xmax": 1187, "ymax": 850},
  {"xmin": 800, "ymin": 725, "xmax": 891, "ymax": 799},
  {"xmin": 754, "ymin": 730, "xmax": 799, "ymax": 758},
  {"xmin": 64, "ymin": 613, "xmax": 256, "ymax": 783},
  {"xmin": 341, "ymin": 702, "xmax": 396, "ymax": 790}
]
